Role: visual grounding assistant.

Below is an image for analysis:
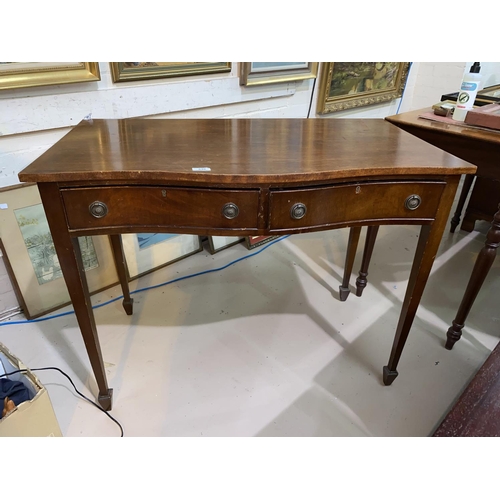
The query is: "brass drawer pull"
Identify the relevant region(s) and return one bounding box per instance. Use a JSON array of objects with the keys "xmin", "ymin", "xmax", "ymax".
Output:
[
  {"xmin": 222, "ymin": 202, "xmax": 239, "ymax": 219},
  {"xmin": 89, "ymin": 201, "xmax": 108, "ymax": 218},
  {"xmin": 405, "ymin": 195, "xmax": 421, "ymax": 210},
  {"xmin": 291, "ymin": 202, "xmax": 307, "ymax": 220}
]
